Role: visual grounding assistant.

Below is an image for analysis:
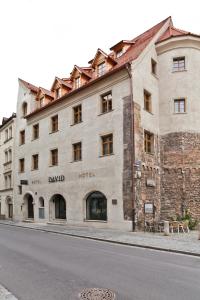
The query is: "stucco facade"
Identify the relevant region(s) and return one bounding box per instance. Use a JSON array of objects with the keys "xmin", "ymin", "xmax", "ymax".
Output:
[{"xmin": 2, "ymin": 17, "xmax": 200, "ymax": 230}]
